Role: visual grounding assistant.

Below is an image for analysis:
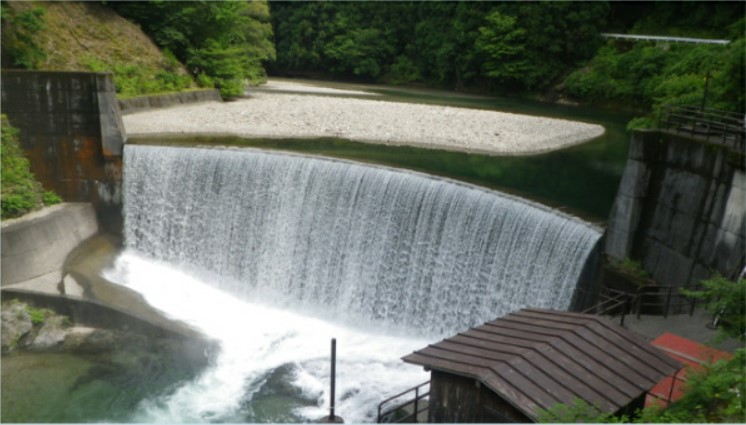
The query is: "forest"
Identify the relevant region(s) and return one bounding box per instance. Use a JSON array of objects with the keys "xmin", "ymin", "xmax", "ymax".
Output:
[
  {"xmin": 2, "ymin": 1, "xmax": 743, "ymax": 123},
  {"xmin": 268, "ymin": 1, "xmax": 744, "ymax": 126}
]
